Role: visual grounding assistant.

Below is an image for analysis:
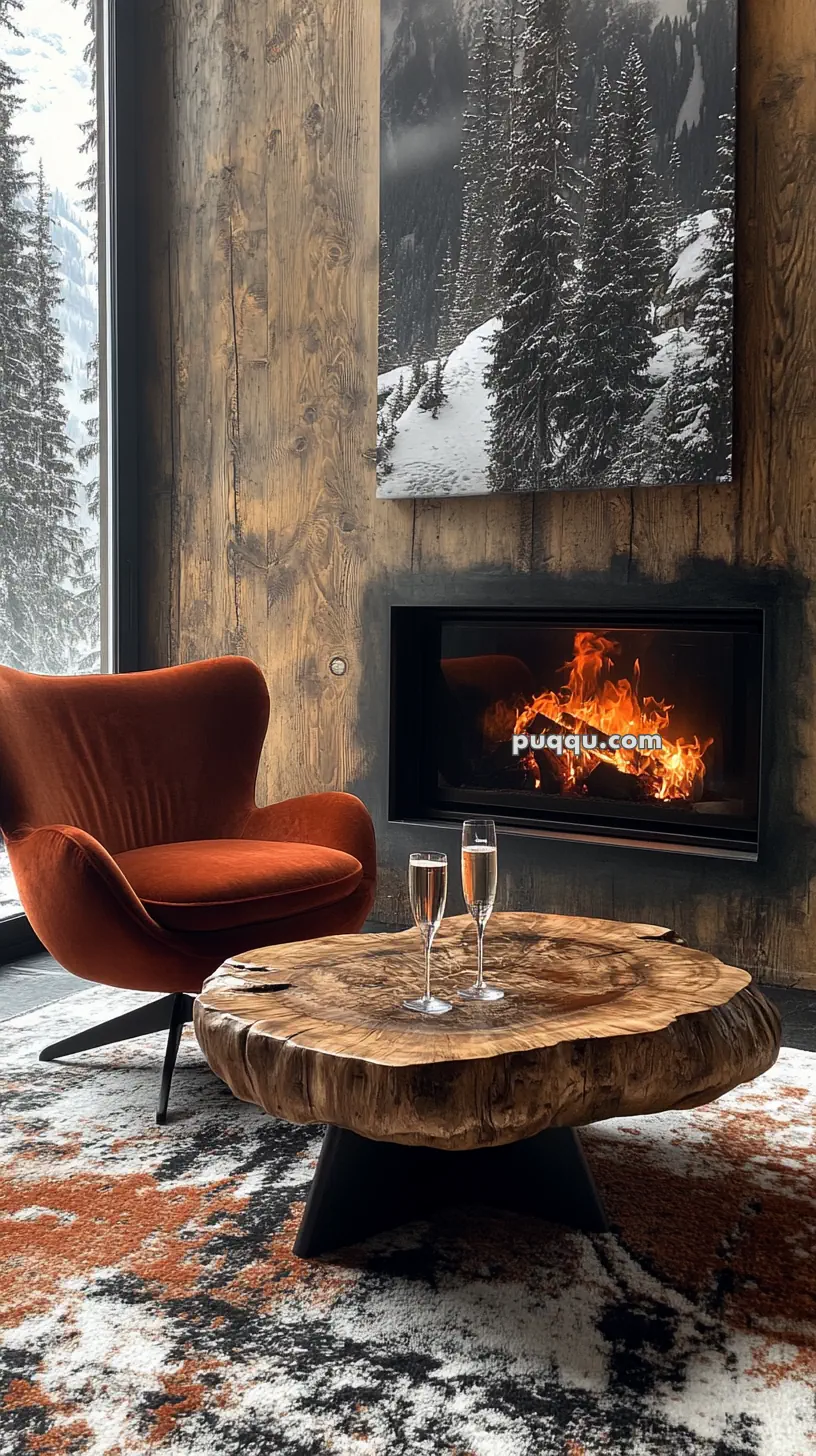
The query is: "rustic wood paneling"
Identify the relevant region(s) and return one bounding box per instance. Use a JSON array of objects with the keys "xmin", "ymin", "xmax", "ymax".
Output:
[{"xmin": 136, "ymin": 0, "xmax": 816, "ymax": 986}]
